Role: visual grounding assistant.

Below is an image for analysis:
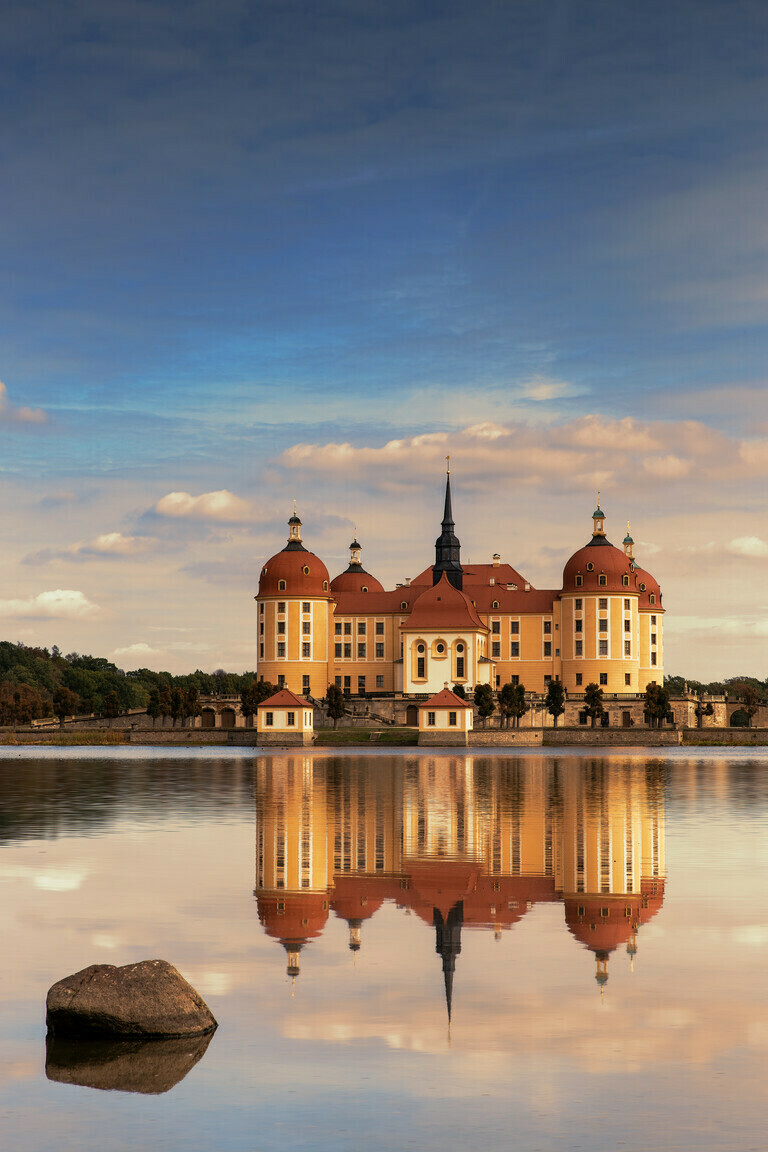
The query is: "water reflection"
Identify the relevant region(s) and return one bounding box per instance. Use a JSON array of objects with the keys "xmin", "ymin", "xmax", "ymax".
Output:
[
  {"xmin": 255, "ymin": 755, "xmax": 666, "ymax": 1006},
  {"xmin": 45, "ymin": 1032, "xmax": 215, "ymax": 1094}
]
